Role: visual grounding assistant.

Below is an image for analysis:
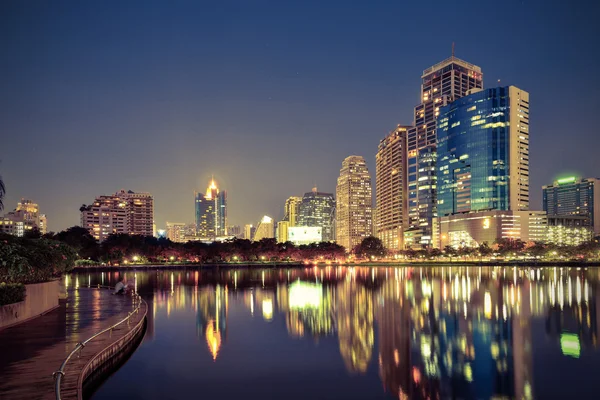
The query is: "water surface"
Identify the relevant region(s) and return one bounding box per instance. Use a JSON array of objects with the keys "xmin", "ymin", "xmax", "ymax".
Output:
[{"xmin": 69, "ymin": 266, "xmax": 600, "ymax": 400}]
